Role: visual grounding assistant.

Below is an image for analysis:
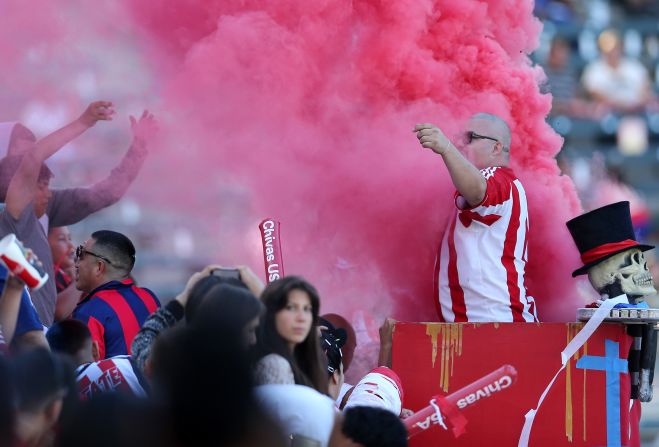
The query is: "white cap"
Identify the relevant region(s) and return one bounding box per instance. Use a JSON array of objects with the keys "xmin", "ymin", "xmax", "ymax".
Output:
[
  {"xmin": 255, "ymin": 384, "xmax": 336, "ymax": 447},
  {"xmin": 344, "ymin": 367, "xmax": 403, "ymax": 416}
]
